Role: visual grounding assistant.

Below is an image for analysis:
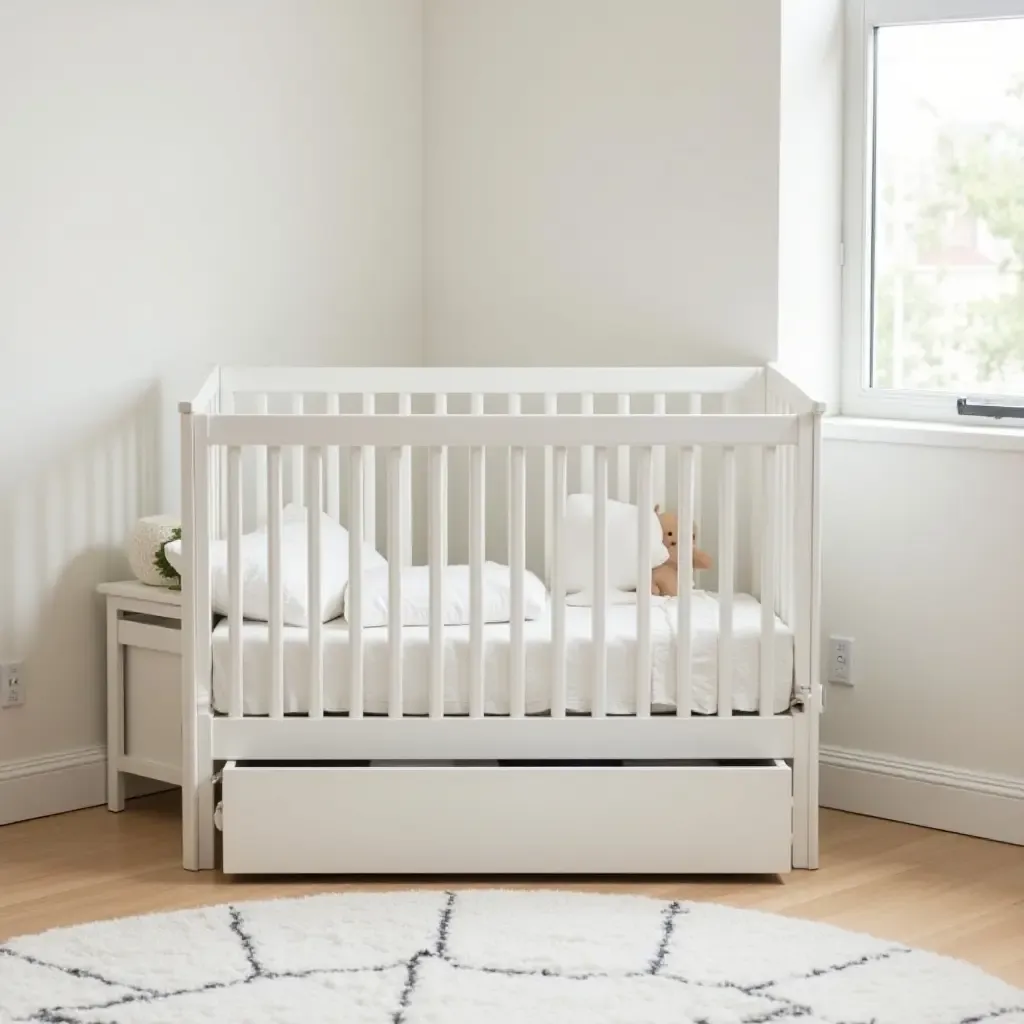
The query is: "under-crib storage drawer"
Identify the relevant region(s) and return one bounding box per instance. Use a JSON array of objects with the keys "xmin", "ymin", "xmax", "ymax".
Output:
[{"xmin": 219, "ymin": 759, "xmax": 793, "ymax": 876}]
